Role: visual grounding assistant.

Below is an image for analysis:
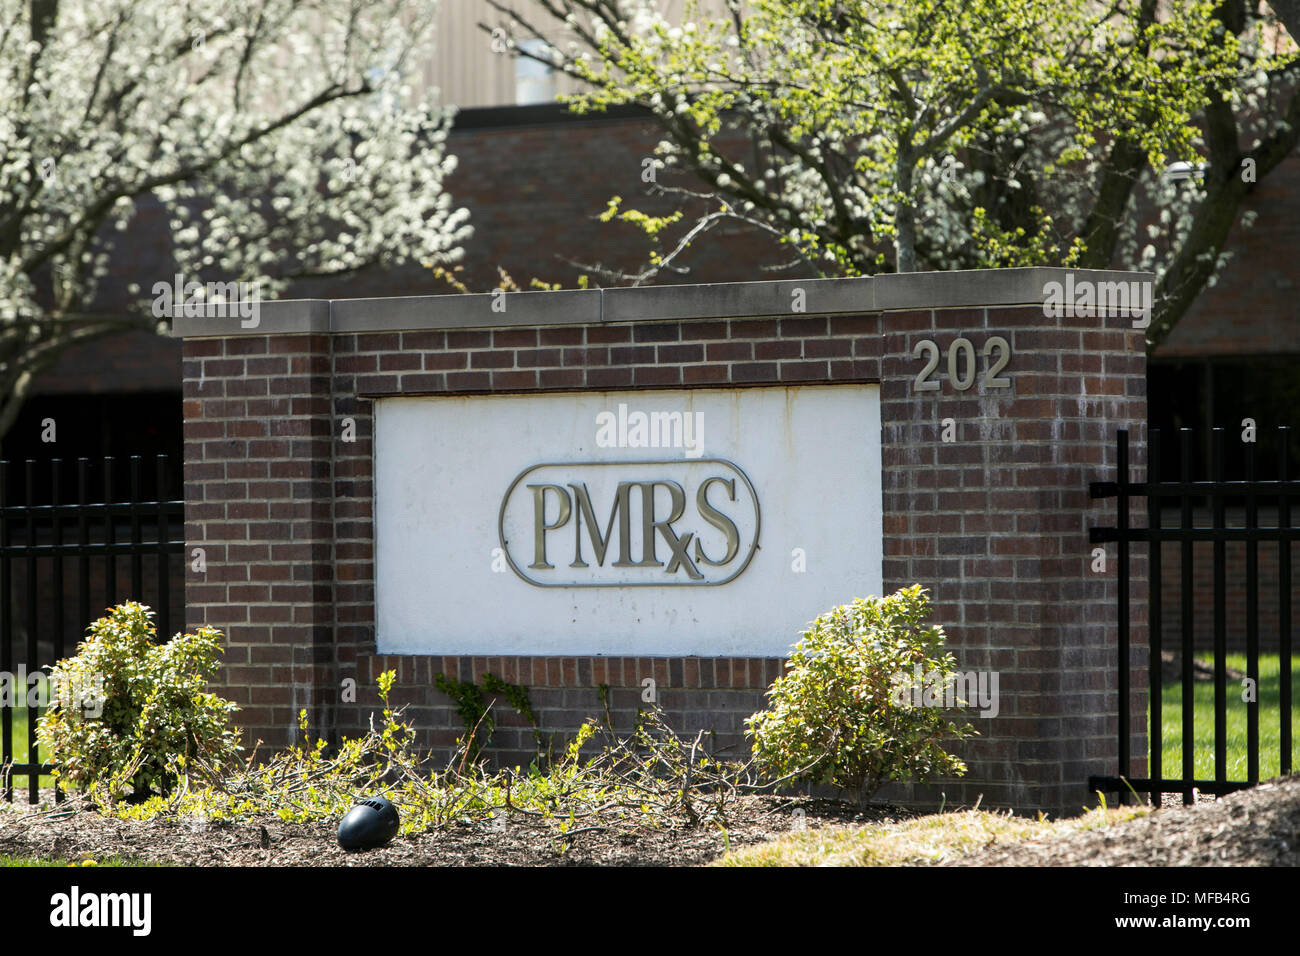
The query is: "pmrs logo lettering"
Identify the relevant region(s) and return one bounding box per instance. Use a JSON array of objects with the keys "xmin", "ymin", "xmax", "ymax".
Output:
[{"xmin": 499, "ymin": 459, "xmax": 760, "ymax": 587}]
